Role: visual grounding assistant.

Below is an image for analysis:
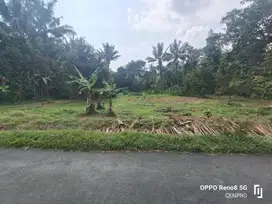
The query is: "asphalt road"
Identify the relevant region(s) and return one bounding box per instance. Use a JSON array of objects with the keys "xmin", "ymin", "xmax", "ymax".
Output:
[{"xmin": 0, "ymin": 149, "xmax": 271, "ymax": 204}]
